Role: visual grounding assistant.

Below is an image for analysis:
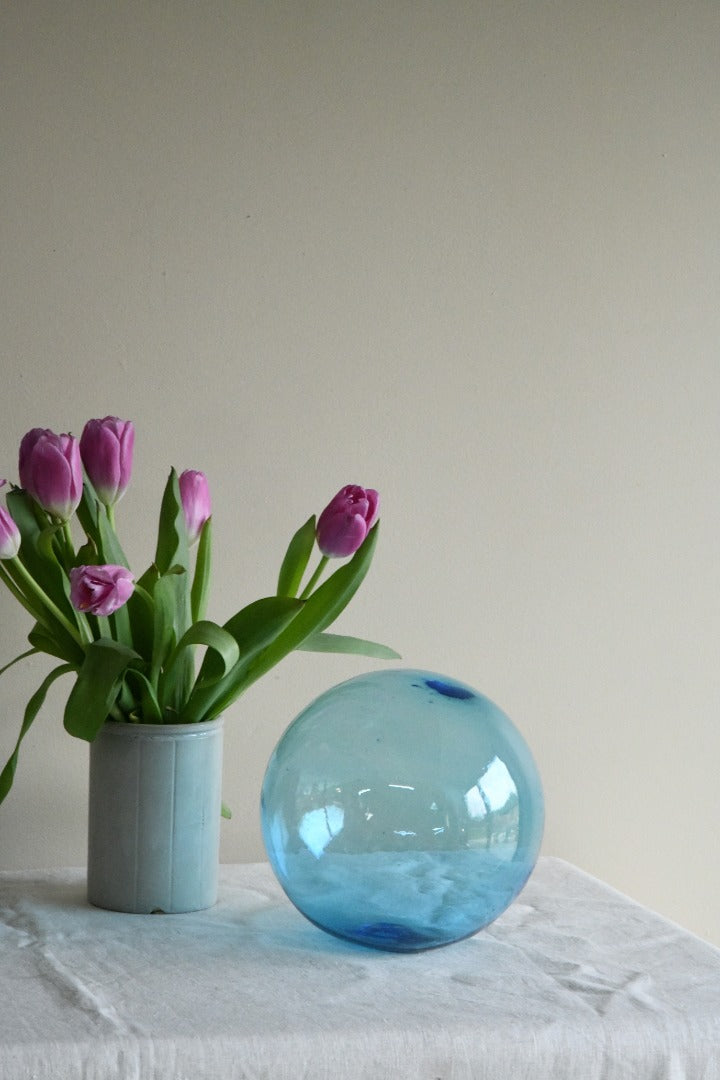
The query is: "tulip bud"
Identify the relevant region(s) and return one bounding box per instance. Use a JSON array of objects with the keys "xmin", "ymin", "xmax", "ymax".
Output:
[
  {"xmin": 0, "ymin": 506, "xmax": 21, "ymax": 560},
  {"xmin": 18, "ymin": 427, "xmax": 83, "ymax": 522},
  {"xmin": 316, "ymin": 485, "xmax": 379, "ymax": 558},
  {"xmin": 80, "ymin": 417, "xmax": 135, "ymax": 508},
  {"xmin": 179, "ymin": 470, "xmax": 211, "ymax": 545},
  {"xmin": 69, "ymin": 564, "xmax": 134, "ymax": 617}
]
